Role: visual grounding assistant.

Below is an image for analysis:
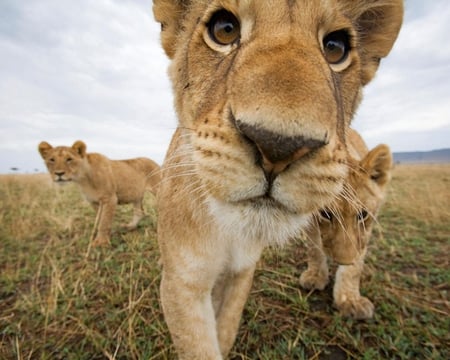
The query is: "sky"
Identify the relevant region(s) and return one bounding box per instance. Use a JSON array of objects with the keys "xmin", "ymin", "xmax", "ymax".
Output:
[{"xmin": 0, "ymin": 0, "xmax": 449, "ymax": 173}]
